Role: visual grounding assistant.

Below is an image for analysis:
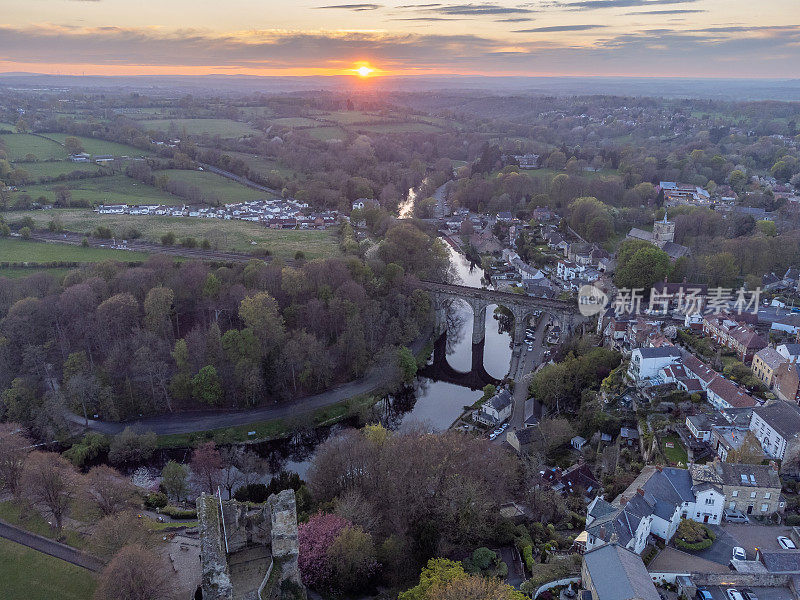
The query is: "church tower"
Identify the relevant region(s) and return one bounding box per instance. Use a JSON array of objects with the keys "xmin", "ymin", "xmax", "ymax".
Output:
[{"xmin": 652, "ymin": 210, "xmax": 675, "ymax": 246}]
